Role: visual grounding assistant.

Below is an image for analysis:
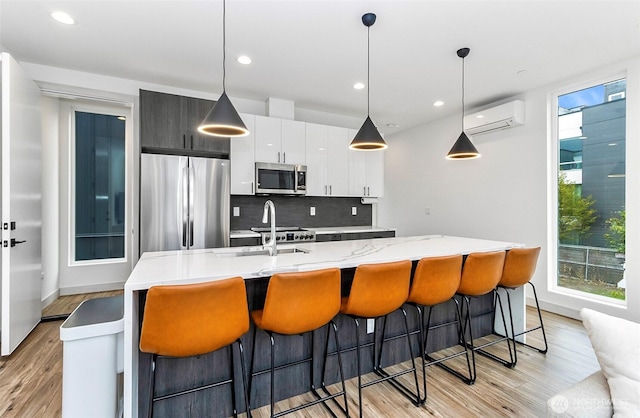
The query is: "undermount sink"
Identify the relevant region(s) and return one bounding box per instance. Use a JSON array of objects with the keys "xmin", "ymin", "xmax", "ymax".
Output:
[{"xmin": 215, "ymin": 246, "xmax": 310, "ymax": 258}]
